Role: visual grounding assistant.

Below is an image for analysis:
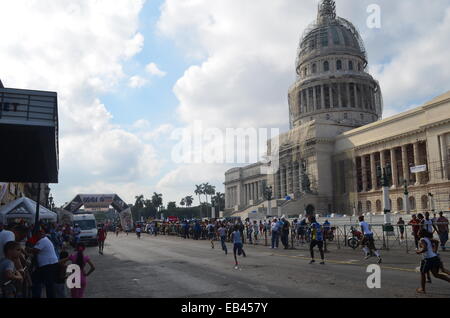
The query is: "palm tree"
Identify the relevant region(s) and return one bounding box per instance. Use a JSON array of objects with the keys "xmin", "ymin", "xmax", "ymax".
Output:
[
  {"xmin": 185, "ymin": 196, "xmax": 194, "ymax": 208},
  {"xmin": 180, "ymin": 198, "xmax": 186, "ymax": 208},
  {"xmin": 213, "ymin": 192, "xmax": 225, "ymax": 211},
  {"xmin": 204, "ymin": 183, "xmax": 216, "ymax": 206},
  {"xmin": 151, "ymin": 193, "xmax": 163, "ymax": 214},
  {"xmin": 134, "ymin": 195, "xmax": 145, "ymax": 221},
  {"xmin": 194, "ymin": 184, "xmax": 204, "ymax": 205},
  {"xmin": 167, "ymin": 201, "xmax": 177, "ymax": 210}
]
